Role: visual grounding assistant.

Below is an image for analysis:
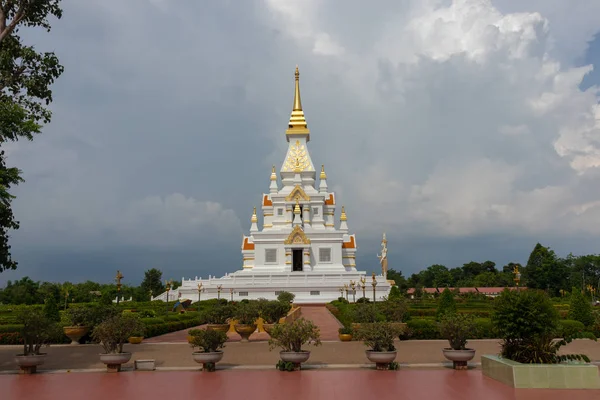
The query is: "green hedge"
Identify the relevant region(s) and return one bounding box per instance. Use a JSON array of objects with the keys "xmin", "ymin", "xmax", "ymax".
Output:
[{"xmin": 558, "ymin": 320, "xmax": 585, "ymax": 338}]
